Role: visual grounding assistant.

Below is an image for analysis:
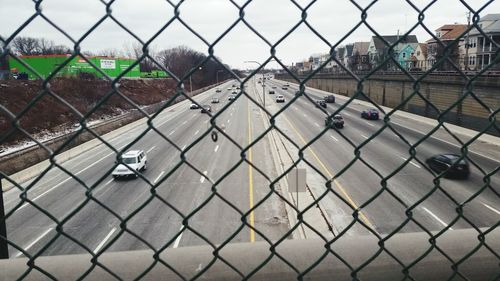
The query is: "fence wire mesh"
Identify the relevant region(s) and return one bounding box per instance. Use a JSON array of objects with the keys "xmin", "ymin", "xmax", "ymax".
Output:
[{"xmin": 0, "ymin": 0, "xmax": 499, "ymax": 280}]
